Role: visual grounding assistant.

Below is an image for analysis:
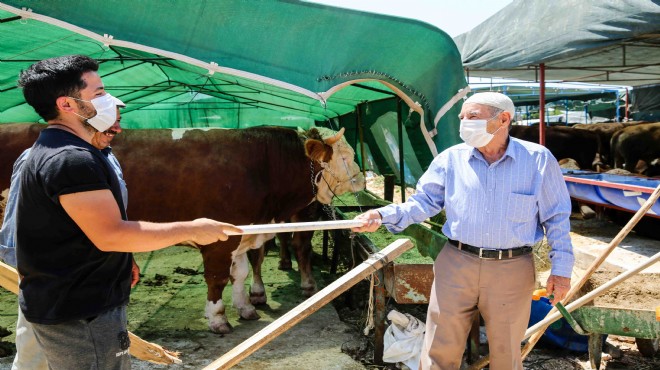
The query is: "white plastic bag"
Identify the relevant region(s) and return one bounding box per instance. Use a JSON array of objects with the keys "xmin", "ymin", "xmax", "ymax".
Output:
[{"xmin": 382, "ymin": 310, "xmax": 425, "ymax": 370}]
